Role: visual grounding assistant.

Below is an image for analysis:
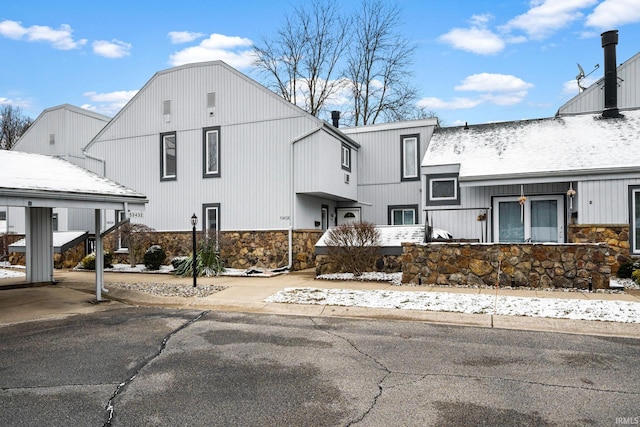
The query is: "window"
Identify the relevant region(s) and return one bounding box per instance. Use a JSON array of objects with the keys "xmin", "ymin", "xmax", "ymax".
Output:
[
  {"xmin": 426, "ymin": 174, "xmax": 459, "ymax": 205},
  {"xmin": 116, "ymin": 210, "xmax": 129, "ymax": 251},
  {"xmin": 0, "ymin": 211, "xmax": 6, "ymax": 221},
  {"xmin": 207, "ymin": 92, "xmax": 216, "ymax": 117},
  {"xmin": 401, "ymin": 135, "xmax": 419, "ymax": 181},
  {"xmin": 160, "ymin": 132, "xmax": 177, "ymax": 181},
  {"xmin": 203, "ymin": 203, "xmax": 220, "ymax": 242},
  {"xmin": 52, "ymin": 213, "xmax": 58, "ymax": 232},
  {"xmin": 341, "ymin": 144, "xmax": 351, "ymax": 172},
  {"xmin": 49, "ymin": 134, "xmax": 55, "ymax": 145},
  {"xmin": 630, "ymin": 186, "xmax": 640, "ymax": 254},
  {"xmin": 388, "ymin": 205, "xmax": 418, "ymax": 225},
  {"xmin": 203, "ymin": 126, "xmax": 221, "ymax": 177}
]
